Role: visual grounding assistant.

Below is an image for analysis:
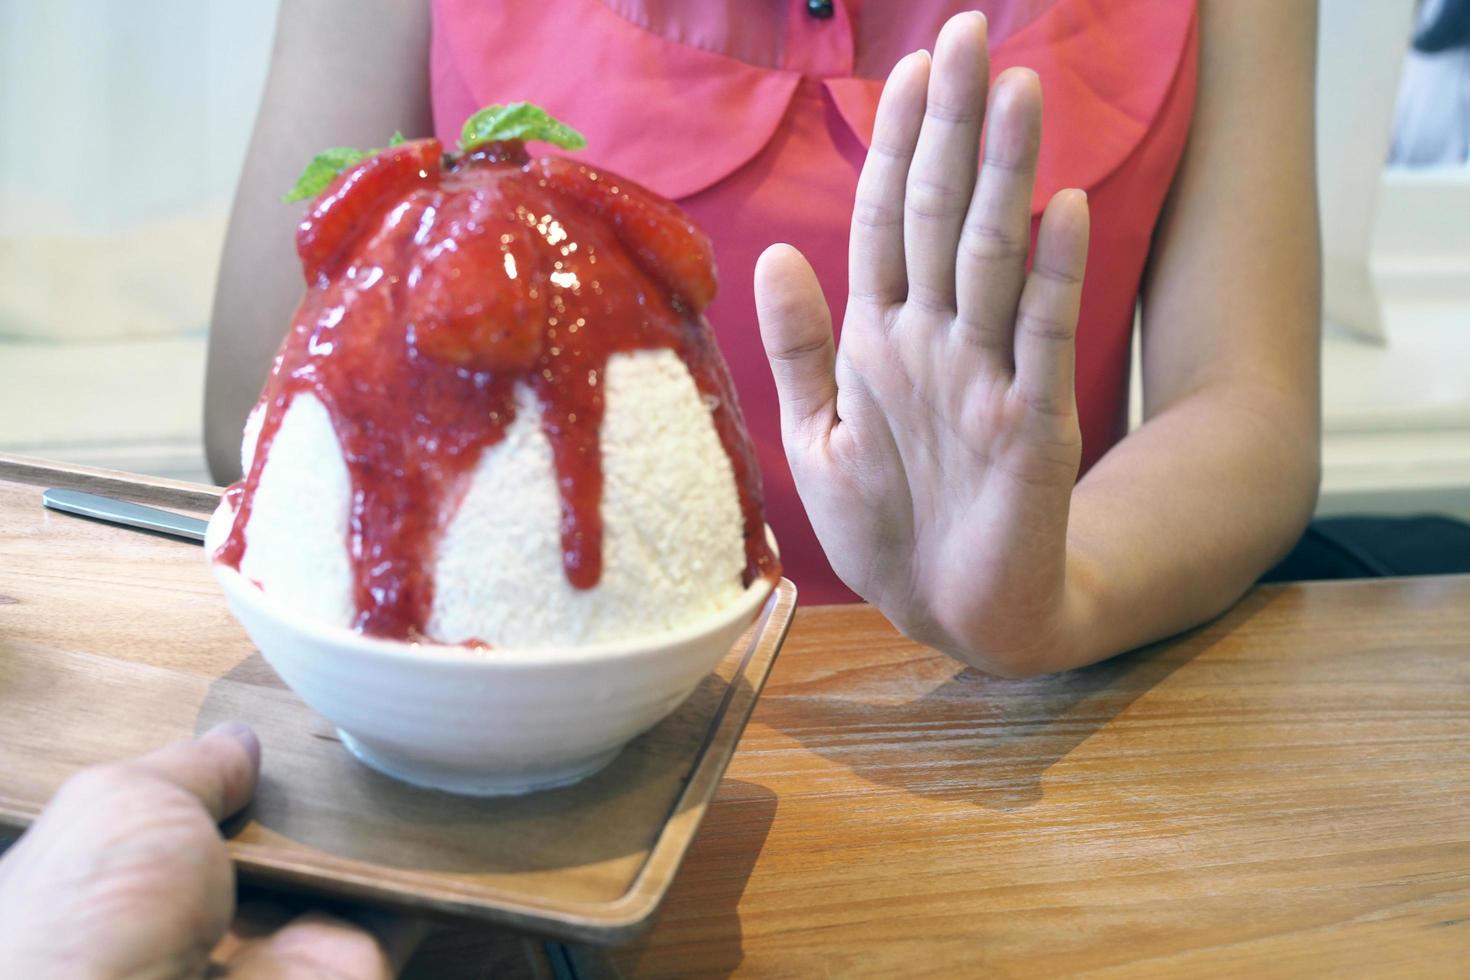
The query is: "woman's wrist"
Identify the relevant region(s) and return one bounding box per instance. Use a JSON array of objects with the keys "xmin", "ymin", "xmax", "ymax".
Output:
[{"xmin": 919, "ymin": 556, "xmax": 1090, "ymax": 679}]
